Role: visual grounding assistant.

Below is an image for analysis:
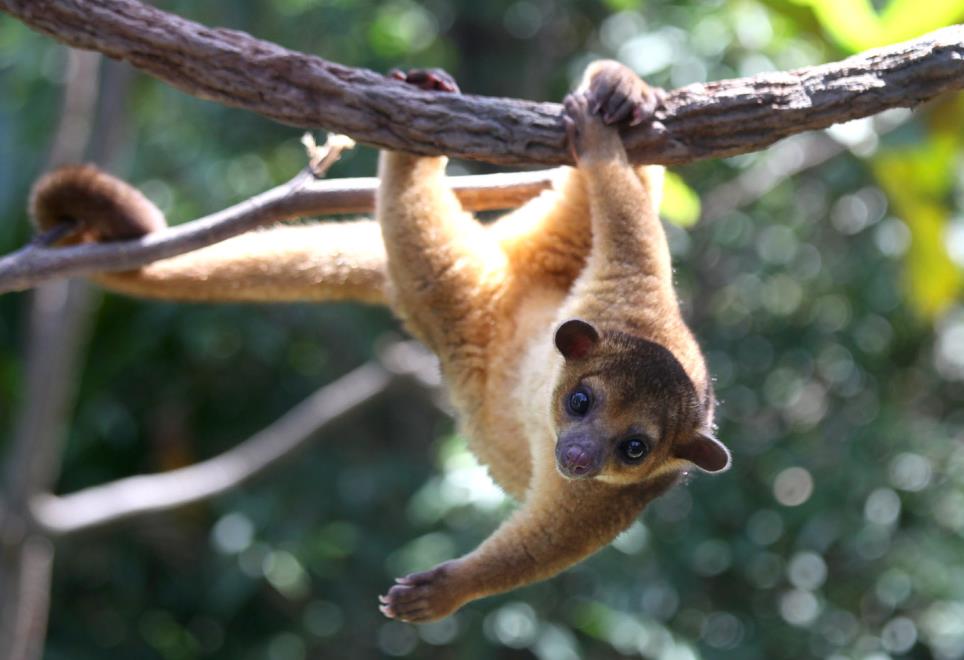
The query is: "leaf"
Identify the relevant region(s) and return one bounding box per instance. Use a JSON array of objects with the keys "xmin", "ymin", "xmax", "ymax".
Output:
[
  {"xmin": 660, "ymin": 171, "xmax": 702, "ymax": 227},
  {"xmin": 790, "ymin": 0, "xmax": 964, "ymax": 51},
  {"xmin": 874, "ymin": 139, "xmax": 963, "ymax": 319}
]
